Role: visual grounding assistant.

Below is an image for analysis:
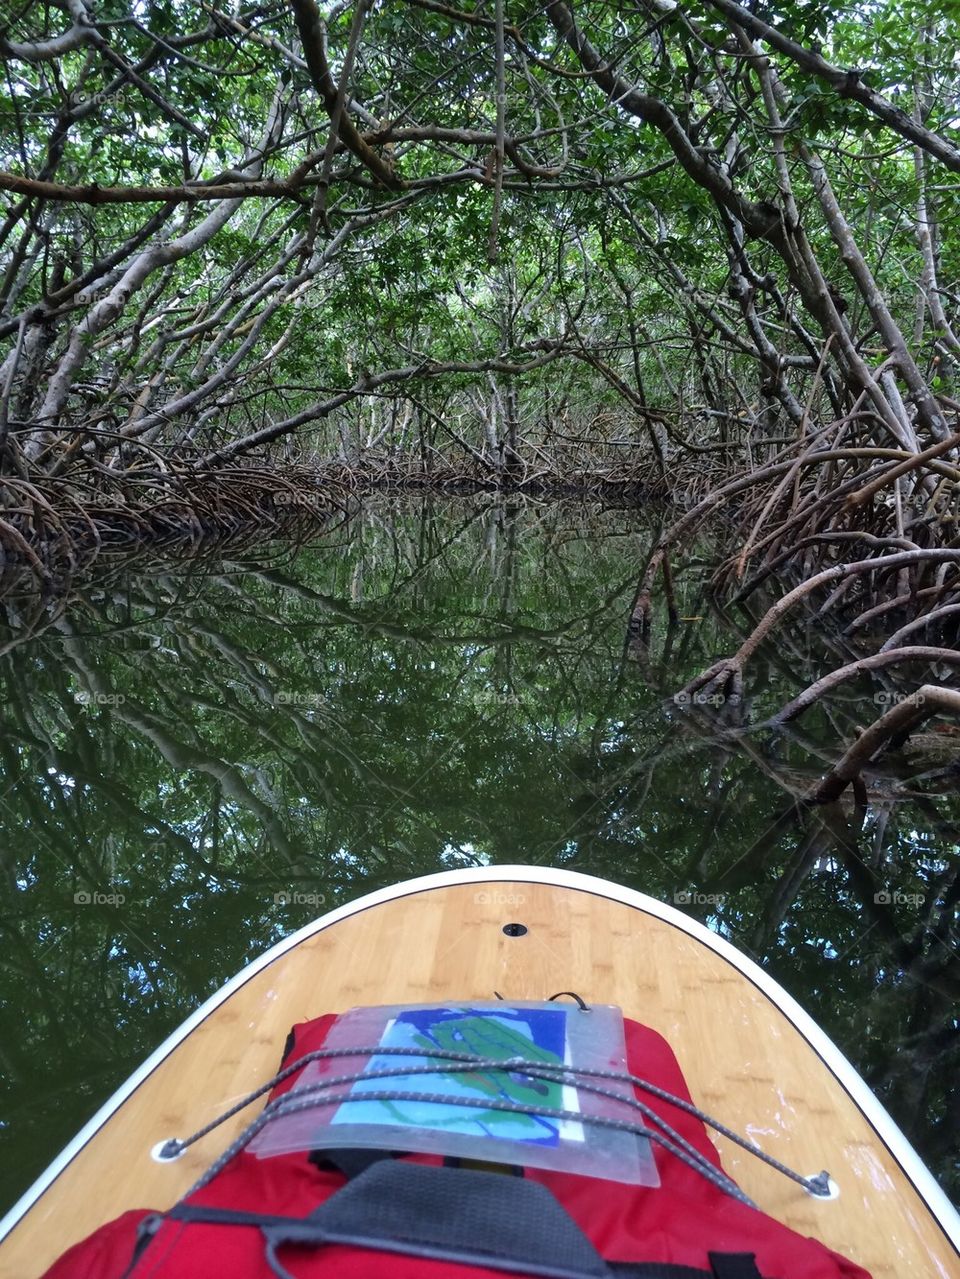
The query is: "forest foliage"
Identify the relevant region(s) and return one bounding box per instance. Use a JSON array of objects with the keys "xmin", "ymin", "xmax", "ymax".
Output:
[
  {"xmin": 2, "ymin": 0, "xmax": 960, "ymax": 725},
  {"xmin": 1, "ymin": 0, "xmax": 959, "ymax": 474}
]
